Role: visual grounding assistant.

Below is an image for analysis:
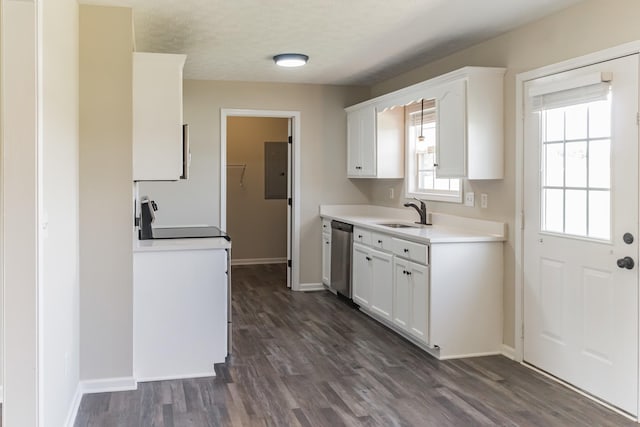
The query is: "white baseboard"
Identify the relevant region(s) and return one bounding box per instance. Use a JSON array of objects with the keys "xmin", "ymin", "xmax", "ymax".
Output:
[
  {"xmin": 501, "ymin": 344, "xmax": 516, "ymax": 360},
  {"xmin": 65, "ymin": 376, "xmax": 138, "ymax": 427},
  {"xmin": 231, "ymin": 257, "xmax": 286, "ymax": 266},
  {"xmin": 81, "ymin": 376, "xmax": 138, "ymax": 395},
  {"xmin": 64, "ymin": 383, "xmax": 83, "ymax": 427},
  {"xmin": 136, "ymin": 371, "xmax": 215, "ymax": 383},
  {"xmin": 298, "ymin": 282, "xmax": 325, "ymax": 292}
]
